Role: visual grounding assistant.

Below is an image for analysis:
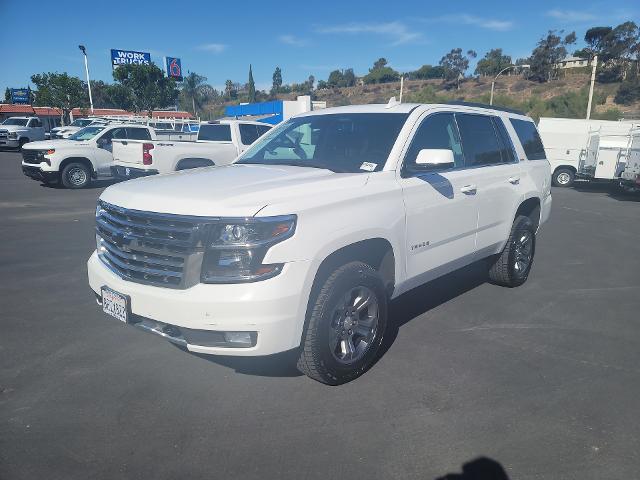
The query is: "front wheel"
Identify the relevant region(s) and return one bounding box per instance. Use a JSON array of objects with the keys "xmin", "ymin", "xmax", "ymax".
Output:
[
  {"xmin": 61, "ymin": 162, "xmax": 91, "ymax": 189},
  {"xmin": 488, "ymin": 215, "xmax": 536, "ymax": 288},
  {"xmin": 552, "ymin": 168, "xmax": 575, "ymax": 187},
  {"xmin": 297, "ymin": 262, "xmax": 388, "ymax": 385},
  {"xmin": 18, "ymin": 138, "xmax": 28, "ymax": 151}
]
